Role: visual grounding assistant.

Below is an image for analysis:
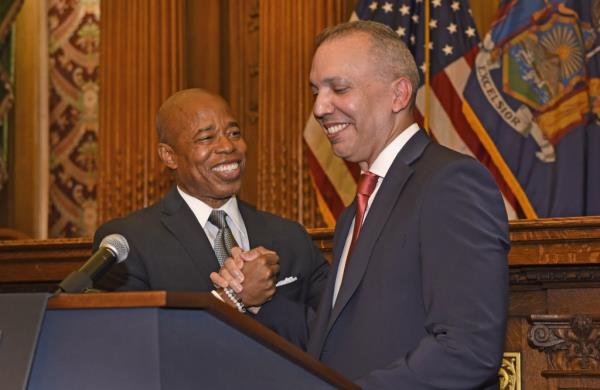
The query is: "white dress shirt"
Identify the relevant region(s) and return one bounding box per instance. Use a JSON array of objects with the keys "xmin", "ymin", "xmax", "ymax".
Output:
[
  {"xmin": 332, "ymin": 123, "xmax": 421, "ymax": 306},
  {"xmin": 176, "ymin": 187, "xmax": 250, "ymax": 252}
]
